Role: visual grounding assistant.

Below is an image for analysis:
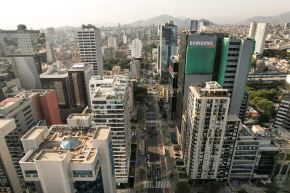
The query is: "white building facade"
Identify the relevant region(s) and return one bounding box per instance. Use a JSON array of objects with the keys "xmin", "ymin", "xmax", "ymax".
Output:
[
  {"xmin": 182, "ymin": 82, "xmax": 240, "ymax": 180},
  {"xmin": 77, "ymin": 24, "xmax": 103, "ymax": 76},
  {"xmin": 19, "ymin": 114, "xmax": 116, "ymax": 193},
  {"xmin": 254, "ymin": 23, "xmax": 269, "ymax": 54},
  {"xmin": 131, "ymin": 39, "xmax": 142, "ymax": 59},
  {"xmin": 89, "ymin": 75, "xmax": 133, "ymax": 184}
]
